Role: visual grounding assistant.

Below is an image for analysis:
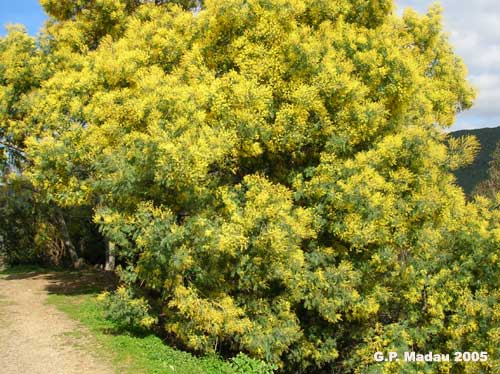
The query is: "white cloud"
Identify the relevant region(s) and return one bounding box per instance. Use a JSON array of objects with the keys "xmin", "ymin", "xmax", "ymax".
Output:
[
  {"xmin": 396, "ymin": 0, "xmax": 500, "ymax": 130},
  {"xmin": 470, "ymin": 74, "xmax": 500, "ymax": 109}
]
